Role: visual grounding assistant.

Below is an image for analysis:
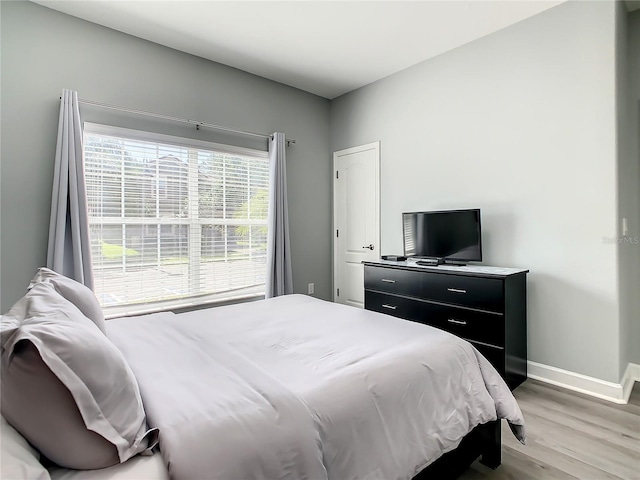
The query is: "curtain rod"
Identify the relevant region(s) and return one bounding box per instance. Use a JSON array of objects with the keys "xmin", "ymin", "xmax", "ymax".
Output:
[{"xmin": 60, "ymin": 97, "xmax": 296, "ymax": 146}]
